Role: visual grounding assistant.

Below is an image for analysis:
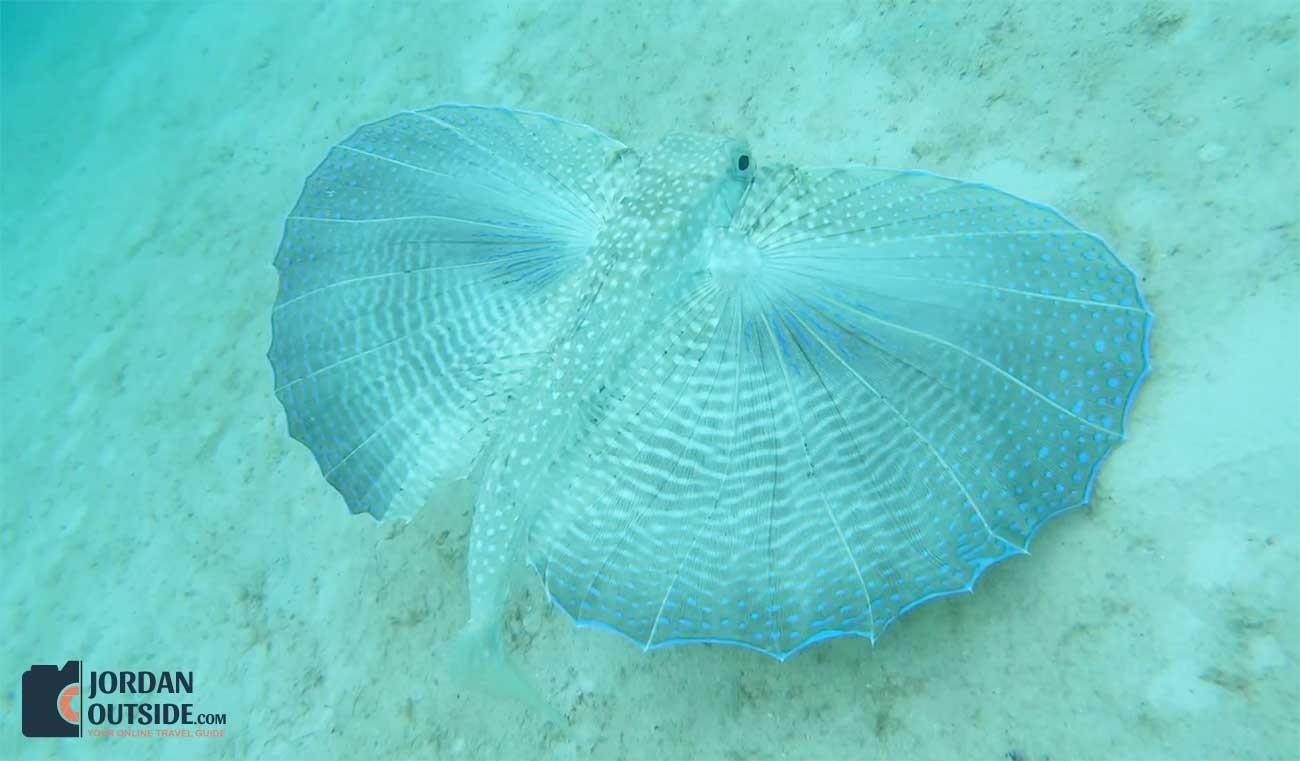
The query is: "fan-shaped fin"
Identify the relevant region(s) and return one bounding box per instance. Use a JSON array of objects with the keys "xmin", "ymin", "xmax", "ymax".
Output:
[
  {"xmin": 529, "ymin": 165, "xmax": 1152, "ymax": 657},
  {"xmin": 269, "ymin": 105, "xmax": 634, "ymax": 519}
]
